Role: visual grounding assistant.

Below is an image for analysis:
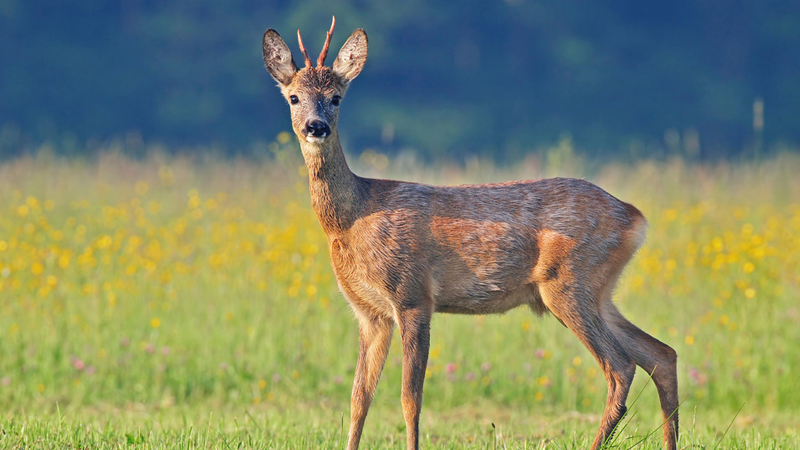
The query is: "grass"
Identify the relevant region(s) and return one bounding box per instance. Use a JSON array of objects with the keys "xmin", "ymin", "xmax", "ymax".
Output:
[{"xmin": 1, "ymin": 141, "xmax": 799, "ymax": 448}]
